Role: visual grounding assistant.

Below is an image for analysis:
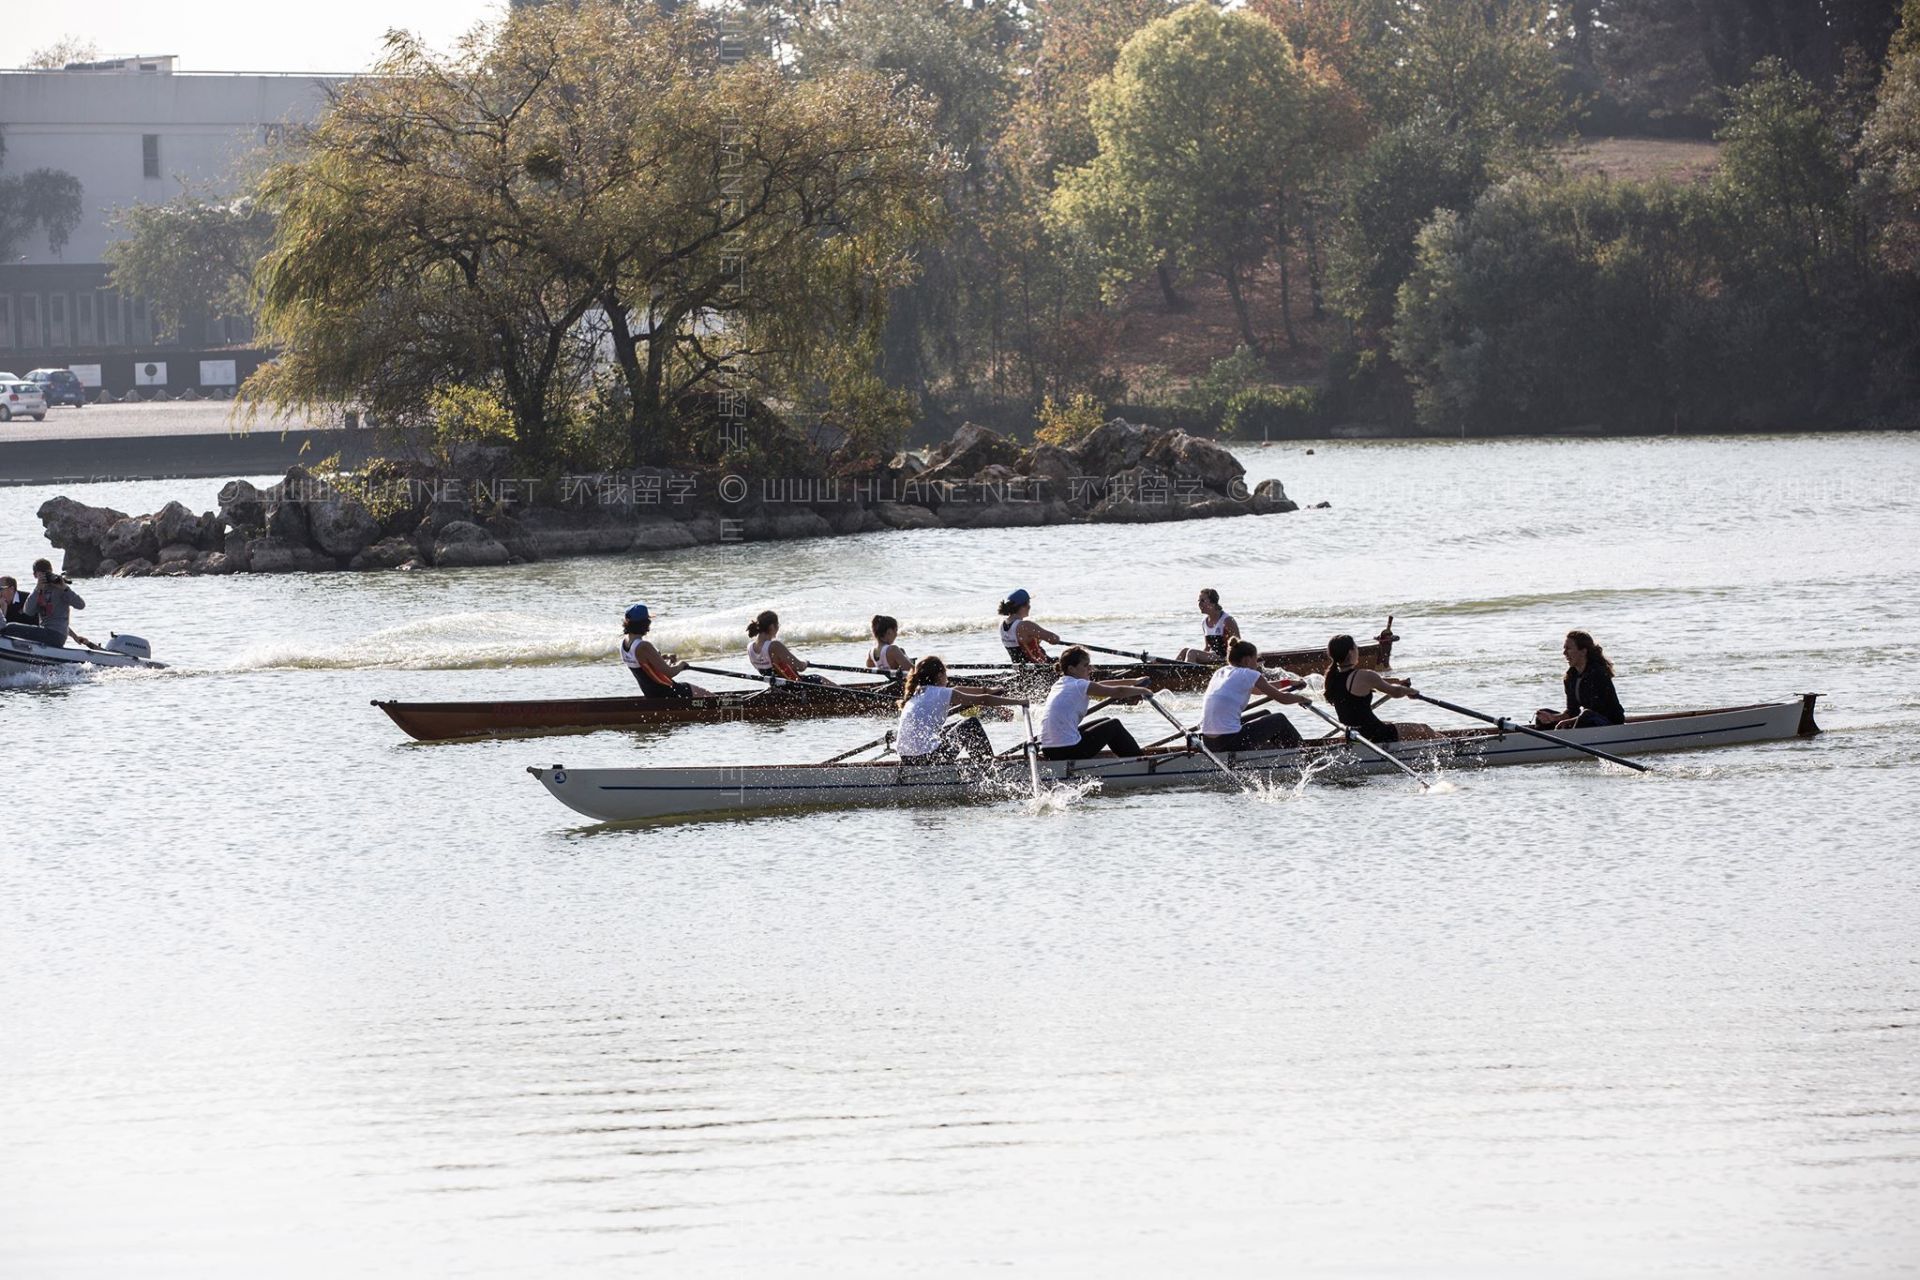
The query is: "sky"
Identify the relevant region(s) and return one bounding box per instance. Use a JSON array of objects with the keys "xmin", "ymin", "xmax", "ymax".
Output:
[{"xmin": 11, "ymin": 0, "xmax": 507, "ymax": 74}]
